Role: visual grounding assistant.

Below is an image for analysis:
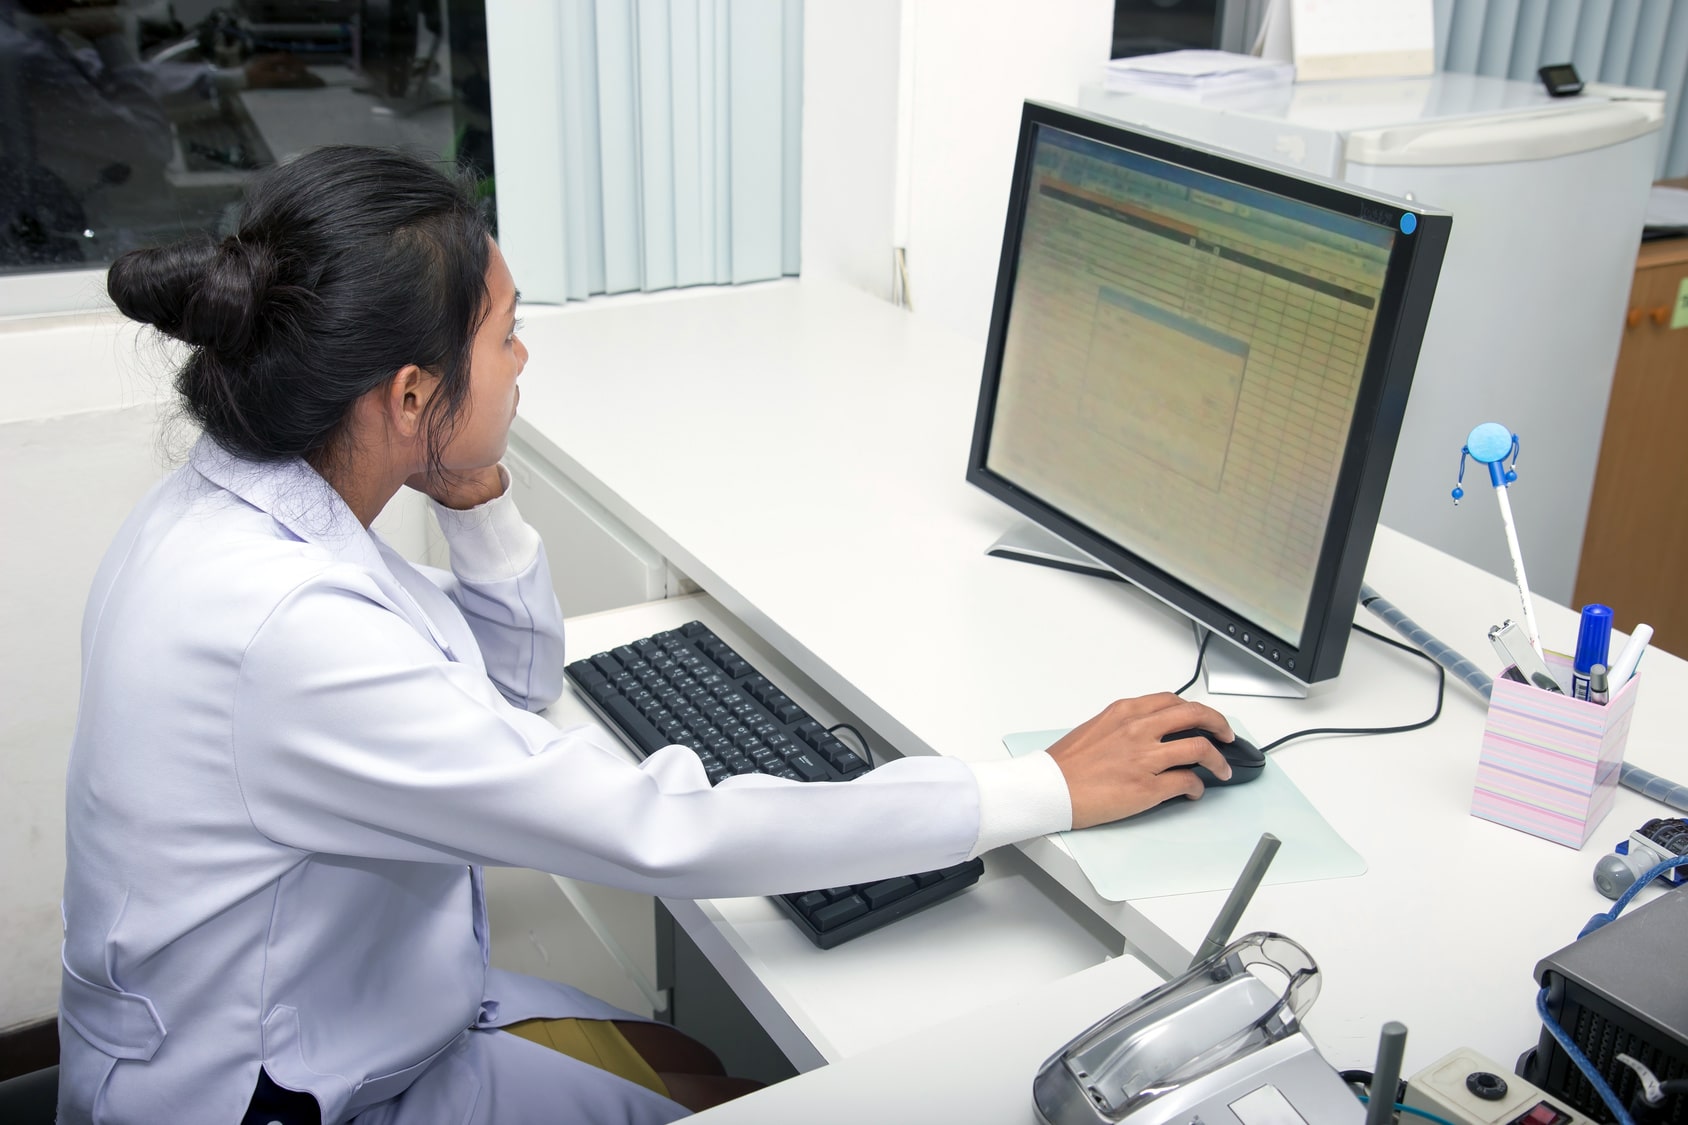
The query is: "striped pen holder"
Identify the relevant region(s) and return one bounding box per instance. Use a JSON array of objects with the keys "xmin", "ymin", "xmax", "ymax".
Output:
[{"xmin": 1472, "ymin": 653, "xmax": 1639, "ymax": 848}]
